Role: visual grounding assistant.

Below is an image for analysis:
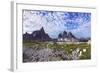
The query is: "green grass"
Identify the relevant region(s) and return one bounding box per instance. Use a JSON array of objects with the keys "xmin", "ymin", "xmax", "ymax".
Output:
[{"xmin": 23, "ymin": 41, "xmax": 91, "ymax": 60}]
